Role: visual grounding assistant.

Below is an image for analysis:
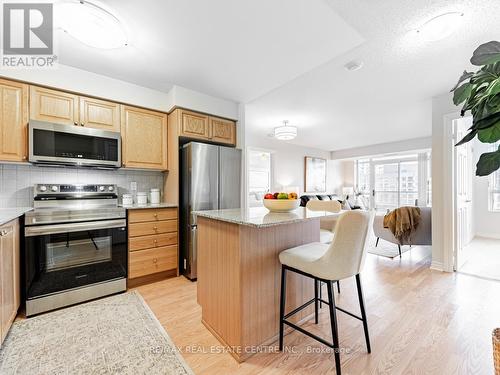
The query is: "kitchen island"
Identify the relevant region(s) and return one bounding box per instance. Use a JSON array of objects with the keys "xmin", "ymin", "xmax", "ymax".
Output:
[{"xmin": 194, "ymin": 206, "xmax": 339, "ymax": 362}]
